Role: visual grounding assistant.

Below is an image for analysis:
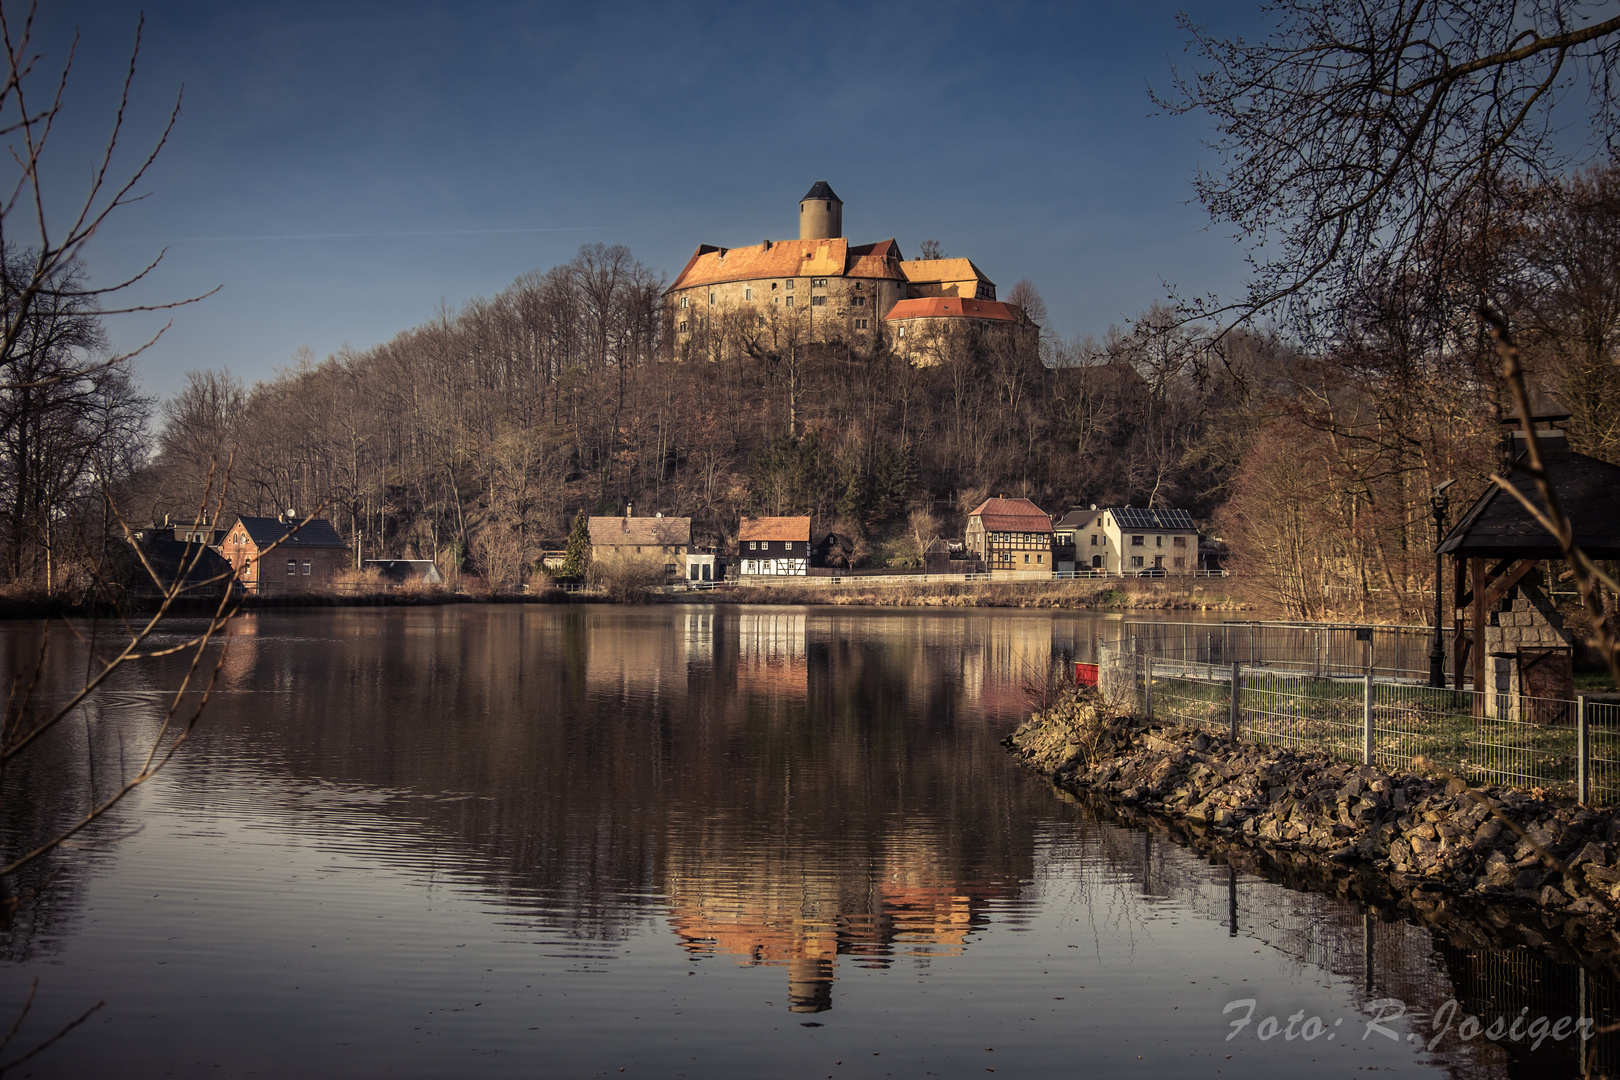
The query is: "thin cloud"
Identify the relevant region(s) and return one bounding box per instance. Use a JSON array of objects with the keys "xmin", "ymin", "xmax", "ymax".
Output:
[{"xmin": 101, "ymin": 226, "xmax": 606, "ymax": 244}]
